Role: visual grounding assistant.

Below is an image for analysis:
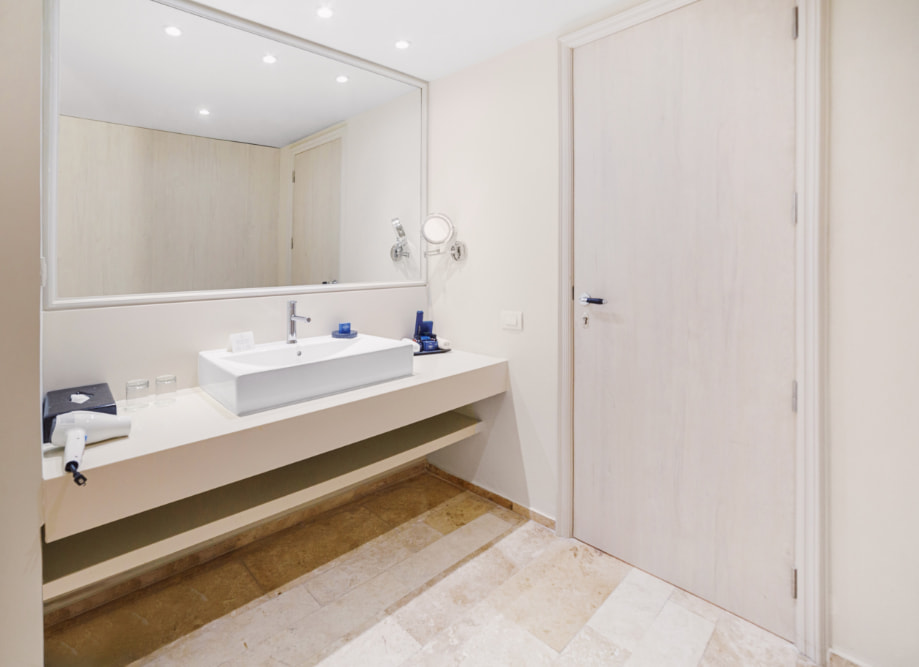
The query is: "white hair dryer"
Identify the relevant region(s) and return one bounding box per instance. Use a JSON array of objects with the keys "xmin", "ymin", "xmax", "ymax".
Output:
[{"xmin": 51, "ymin": 411, "xmax": 132, "ymax": 486}]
